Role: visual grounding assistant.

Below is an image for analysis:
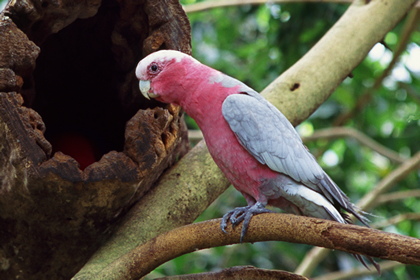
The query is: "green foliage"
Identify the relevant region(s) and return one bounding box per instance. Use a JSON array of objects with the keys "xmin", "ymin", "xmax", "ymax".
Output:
[{"xmin": 150, "ymin": 1, "xmax": 420, "ymax": 279}]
